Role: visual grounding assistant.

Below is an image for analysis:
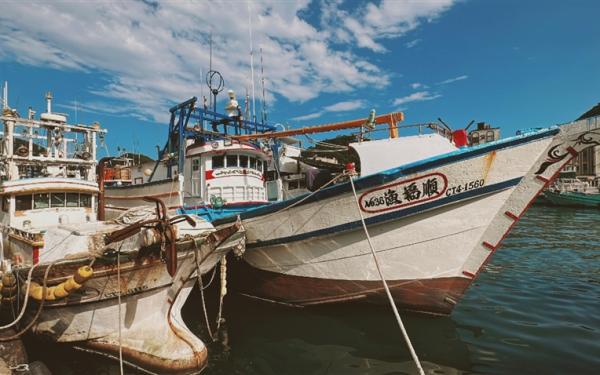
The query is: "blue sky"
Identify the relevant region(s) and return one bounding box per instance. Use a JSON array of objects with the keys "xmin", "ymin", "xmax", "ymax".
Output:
[{"xmin": 1, "ymin": 0, "xmax": 599, "ymax": 157}]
